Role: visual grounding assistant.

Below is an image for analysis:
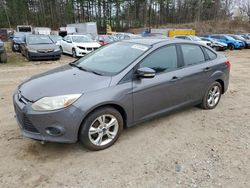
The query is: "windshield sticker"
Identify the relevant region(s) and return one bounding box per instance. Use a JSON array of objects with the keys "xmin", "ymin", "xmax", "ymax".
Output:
[{"xmin": 131, "ymin": 45, "xmax": 148, "ymax": 51}]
